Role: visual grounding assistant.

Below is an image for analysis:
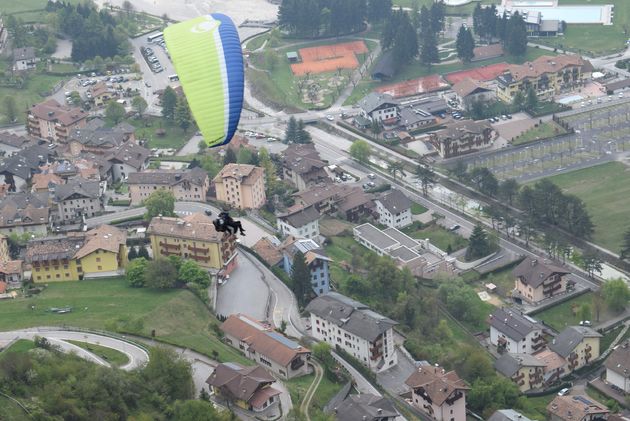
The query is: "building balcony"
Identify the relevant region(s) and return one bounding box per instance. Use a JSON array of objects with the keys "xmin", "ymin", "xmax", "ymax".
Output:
[
  {"xmin": 532, "ymin": 334, "xmax": 546, "ymax": 343},
  {"xmin": 544, "ymin": 282, "xmax": 563, "ymax": 296},
  {"xmin": 159, "ymin": 242, "xmax": 181, "ymax": 250},
  {"xmin": 187, "ymin": 245, "xmax": 209, "ymax": 254}
]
